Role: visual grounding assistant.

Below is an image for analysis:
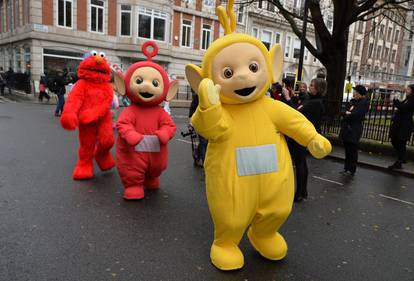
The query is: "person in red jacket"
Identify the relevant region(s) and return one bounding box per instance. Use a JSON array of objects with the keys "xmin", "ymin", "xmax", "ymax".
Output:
[
  {"xmin": 113, "ymin": 41, "xmax": 178, "ymax": 200},
  {"xmin": 60, "ymin": 50, "xmax": 115, "ymax": 180}
]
